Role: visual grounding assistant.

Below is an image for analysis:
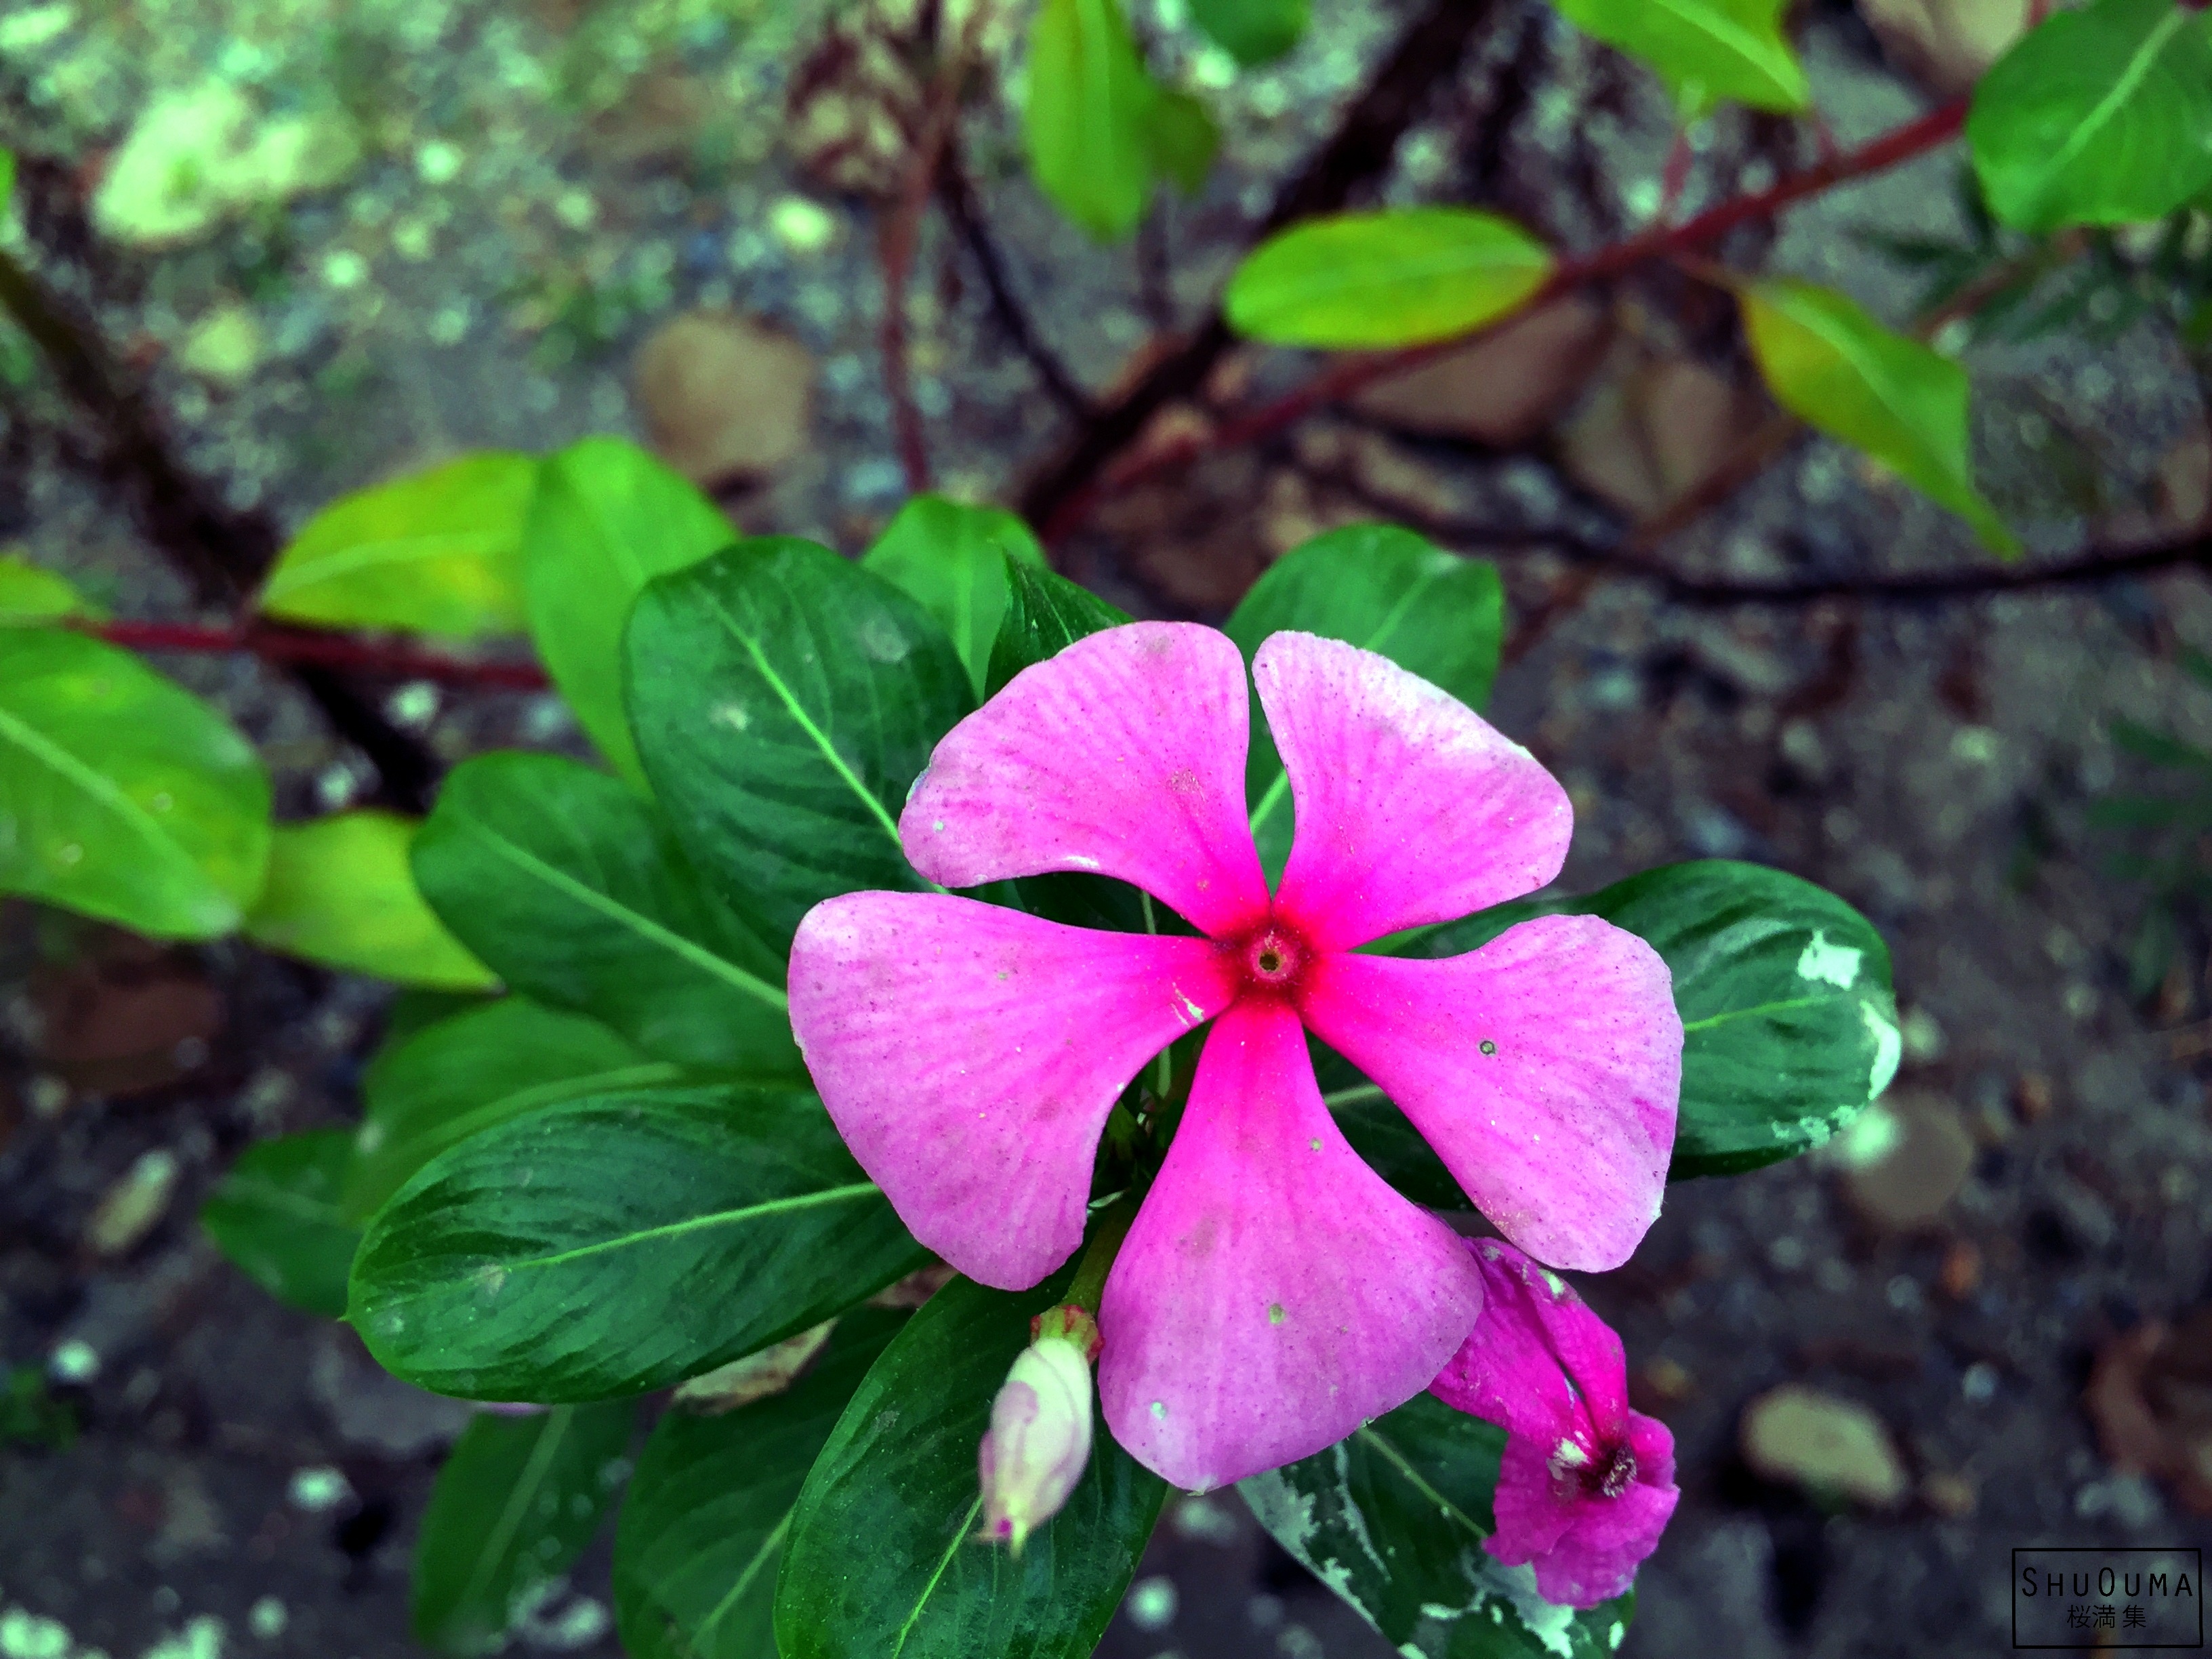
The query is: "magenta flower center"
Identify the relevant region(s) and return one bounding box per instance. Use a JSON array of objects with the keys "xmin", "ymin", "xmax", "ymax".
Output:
[
  {"xmin": 1590, "ymin": 1441, "xmax": 1638, "ymax": 1500},
  {"xmin": 1225, "ymin": 918, "xmax": 1311, "ymax": 1000}
]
